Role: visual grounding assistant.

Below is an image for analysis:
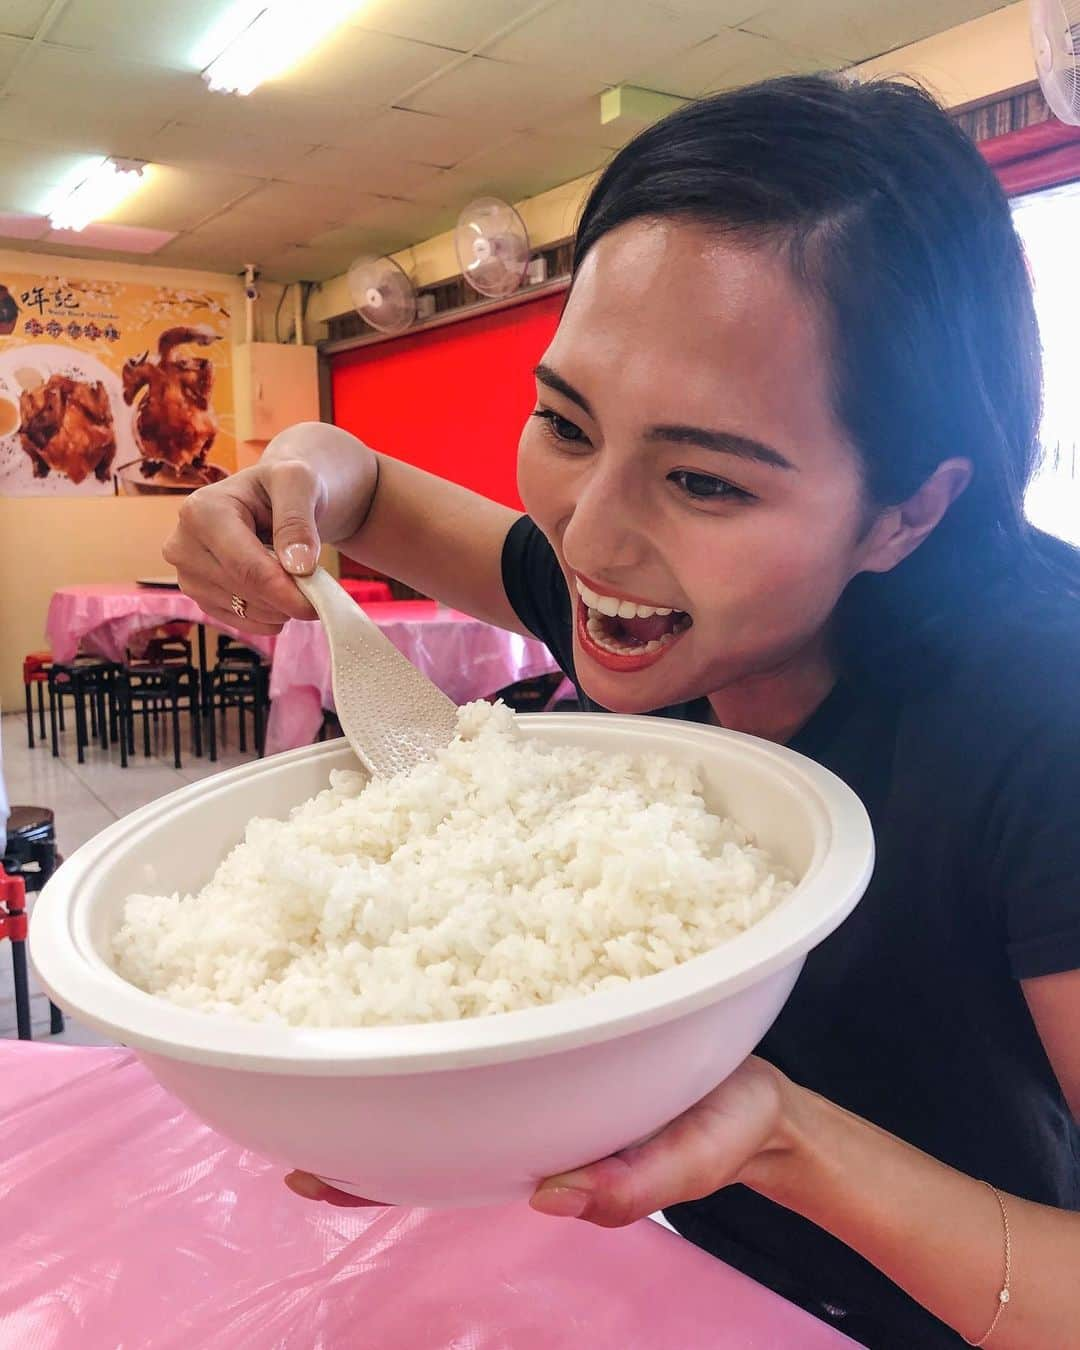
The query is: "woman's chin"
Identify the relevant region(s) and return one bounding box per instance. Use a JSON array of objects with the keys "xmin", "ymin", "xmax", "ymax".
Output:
[{"xmin": 572, "ymin": 636, "xmax": 696, "ymax": 714}]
